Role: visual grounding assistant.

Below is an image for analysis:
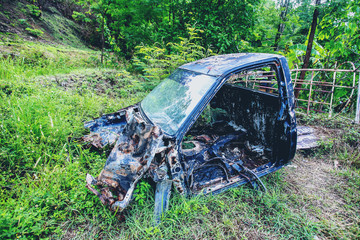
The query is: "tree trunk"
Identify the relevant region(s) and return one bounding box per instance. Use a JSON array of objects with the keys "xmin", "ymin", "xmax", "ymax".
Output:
[
  {"xmin": 101, "ymin": 16, "xmax": 105, "ymax": 65},
  {"xmin": 294, "ymin": 0, "xmax": 321, "ymax": 99},
  {"xmin": 274, "ymin": 0, "xmax": 290, "ymax": 51}
]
